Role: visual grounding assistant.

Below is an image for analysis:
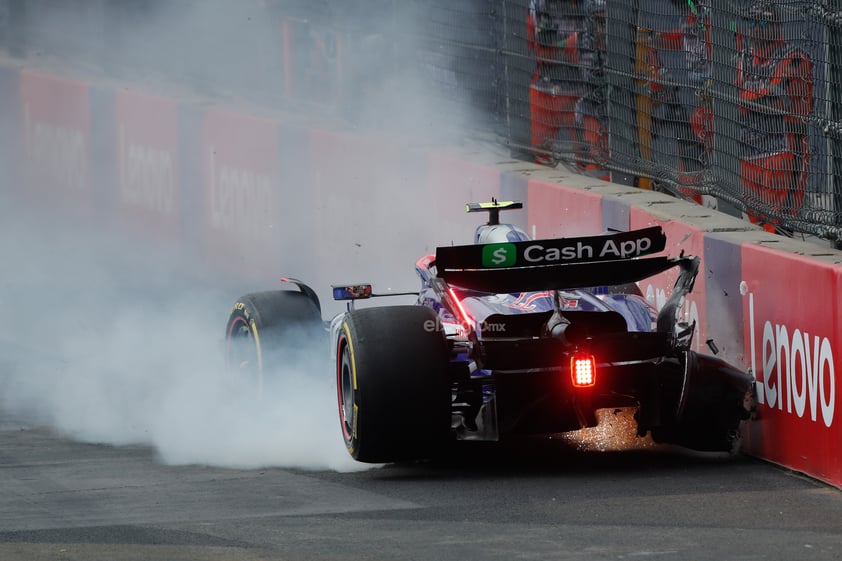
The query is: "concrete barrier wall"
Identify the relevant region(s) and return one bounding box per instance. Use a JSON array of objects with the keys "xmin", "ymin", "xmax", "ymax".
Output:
[
  {"xmin": 522, "ymin": 167, "xmax": 842, "ymax": 486},
  {"xmin": 5, "ymin": 61, "xmax": 842, "ymax": 488}
]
